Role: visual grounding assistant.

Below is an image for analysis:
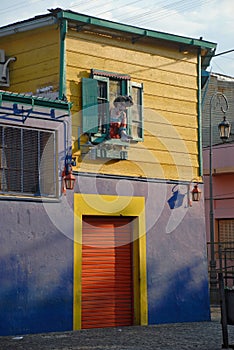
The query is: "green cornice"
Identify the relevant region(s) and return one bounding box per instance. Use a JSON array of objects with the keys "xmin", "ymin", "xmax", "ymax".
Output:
[
  {"xmin": 56, "ymin": 10, "xmax": 216, "ymax": 51},
  {"xmin": 0, "ymin": 91, "xmax": 72, "ymax": 111}
]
